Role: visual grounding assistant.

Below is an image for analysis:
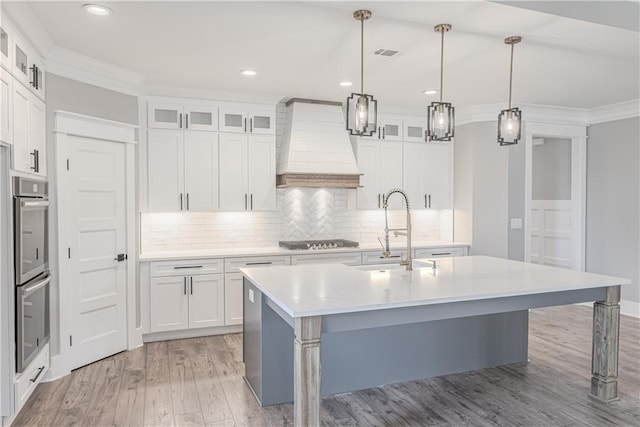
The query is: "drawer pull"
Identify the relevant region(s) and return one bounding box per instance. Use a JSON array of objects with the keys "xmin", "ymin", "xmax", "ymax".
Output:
[
  {"xmin": 30, "ymin": 366, "xmax": 45, "ymax": 383},
  {"xmin": 380, "ymin": 255, "xmax": 401, "ymax": 259},
  {"xmin": 173, "ymin": 265, "xmax": 204, "ymax": 270},
  {"xmin": 430, "ymin": 252, "xmax": 451, "ymax": 256},
  {"xmin": 246, "ymin": 261, "xmax": 273, "ymax": 266}
]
